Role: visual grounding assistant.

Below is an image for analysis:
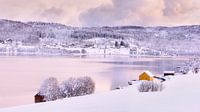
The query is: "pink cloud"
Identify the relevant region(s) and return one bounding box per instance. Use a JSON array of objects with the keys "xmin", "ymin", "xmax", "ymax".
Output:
[{"xmin": 0, "ymin": 0, "xmax": 199, "ymax": 26}]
